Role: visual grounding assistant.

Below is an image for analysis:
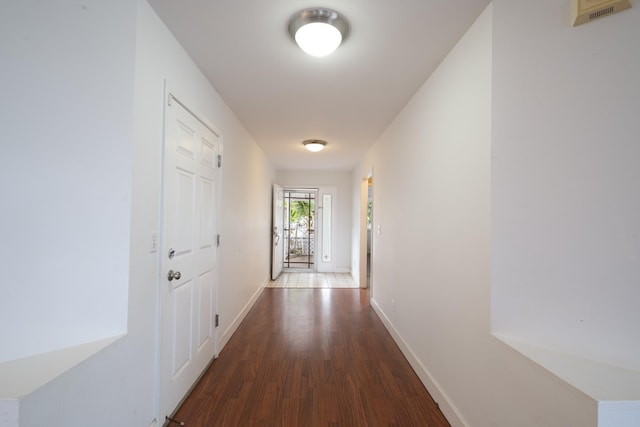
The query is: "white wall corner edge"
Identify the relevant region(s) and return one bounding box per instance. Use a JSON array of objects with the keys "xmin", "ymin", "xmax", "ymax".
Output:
[
  {"xmin": 370, "ymin": 298, "xmax": 469, "ymax": 427},
  {"xmin": 0, "ymin": 334, "xmax": 125, "ymax": 401}
]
